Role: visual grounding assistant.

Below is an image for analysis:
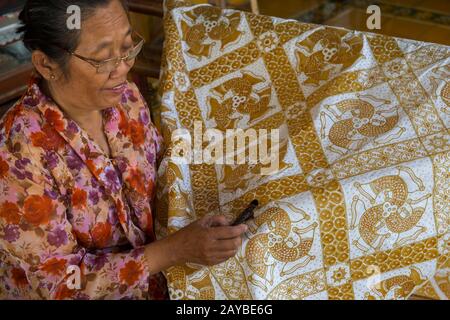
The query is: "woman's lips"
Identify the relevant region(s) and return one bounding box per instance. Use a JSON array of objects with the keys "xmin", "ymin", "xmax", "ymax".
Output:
[{"xmin": 105, "ymin": 83, "xmax": 127, "ymax": 94}]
